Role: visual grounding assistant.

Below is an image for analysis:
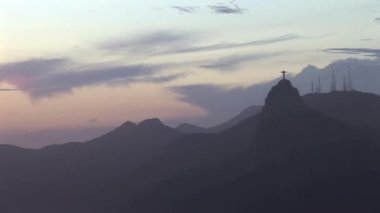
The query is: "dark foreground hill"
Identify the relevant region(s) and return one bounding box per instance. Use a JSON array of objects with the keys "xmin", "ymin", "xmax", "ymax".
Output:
[
  {"xmin": 169, "ymin": 80, "xmax": 380, "ymax": 213},
  {"xmin": 123, "ymin": 80, "xmax": 380, "ymax": 213},
  {"xmin": 0, "ymin": 80, "xmax": 379, "ymax": 212},
  {"xmin": 0, "ymin": 119, "xmax": 183, "ymax": 213},
  {"xmin": 0, "ymin": 112, "xmax": 260, "ymax": 213}
]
